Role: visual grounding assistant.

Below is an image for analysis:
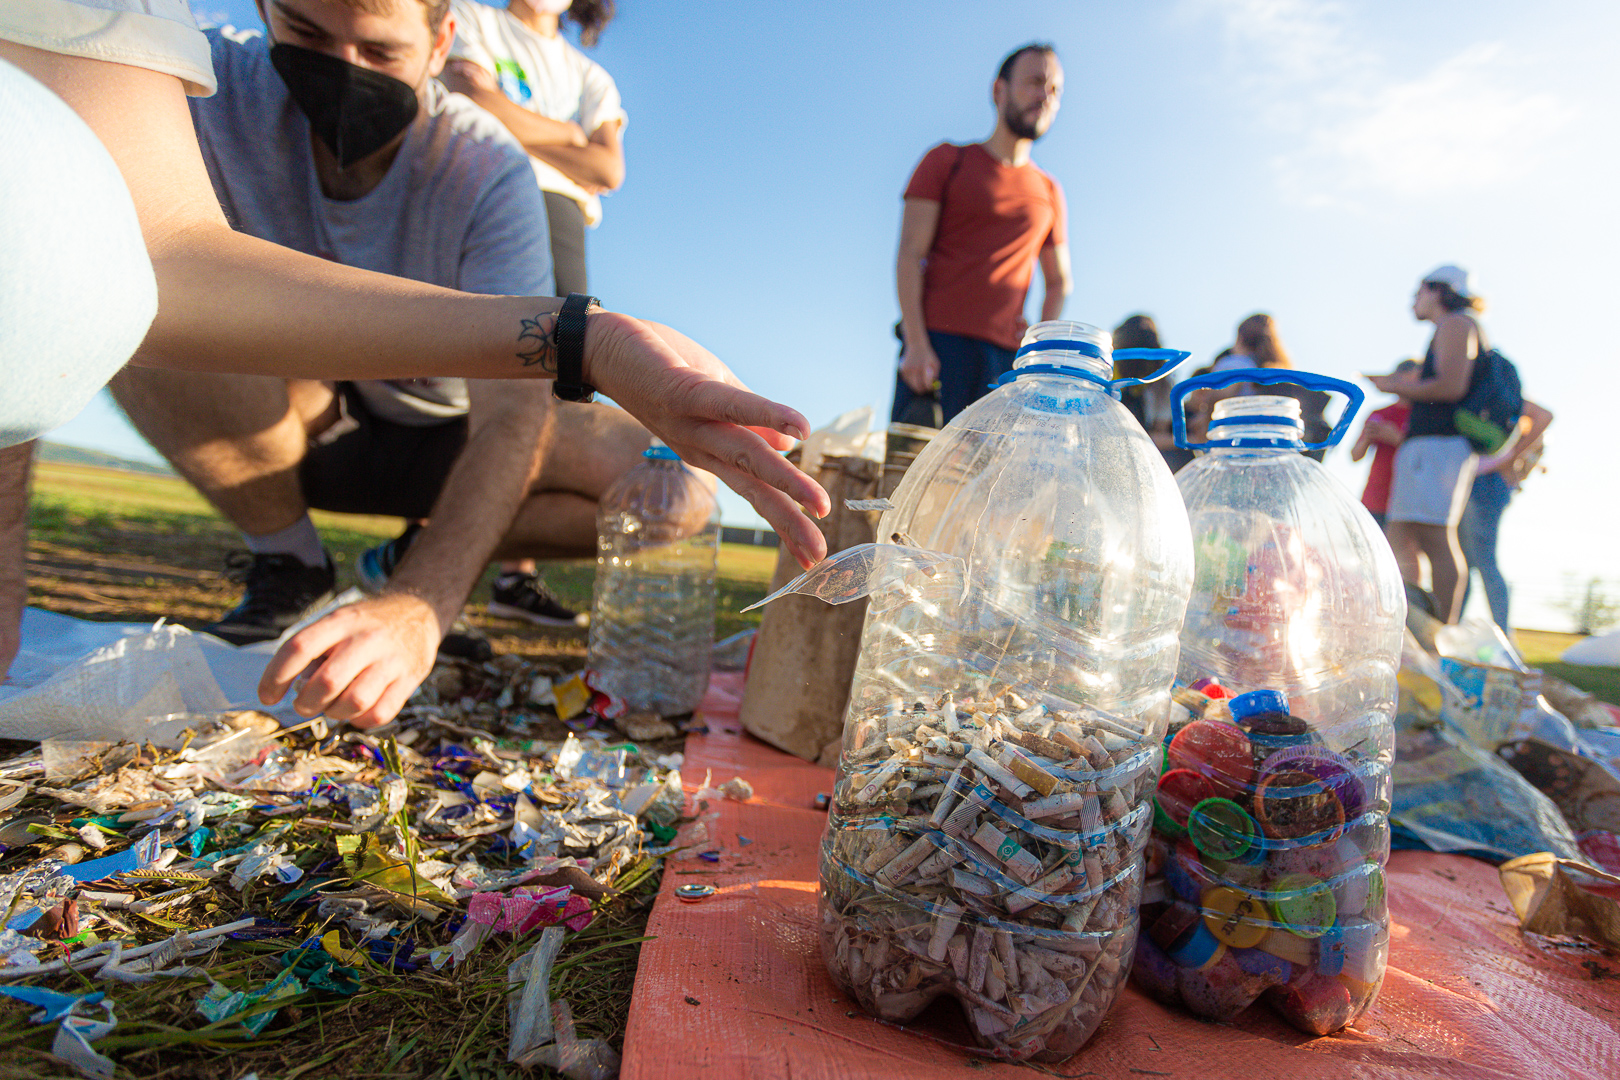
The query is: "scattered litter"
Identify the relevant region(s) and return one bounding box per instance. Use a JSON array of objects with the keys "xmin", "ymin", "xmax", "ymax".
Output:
[{"xmin": 719, "ymin": 776, "xmax": 754, "ymax": 802}]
